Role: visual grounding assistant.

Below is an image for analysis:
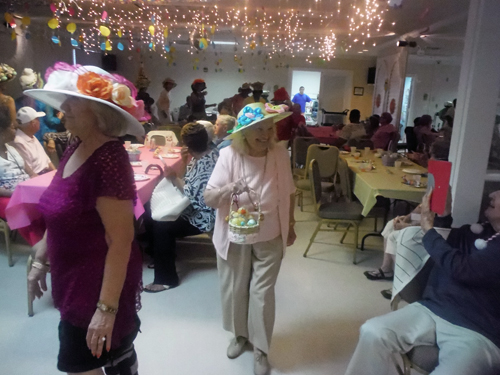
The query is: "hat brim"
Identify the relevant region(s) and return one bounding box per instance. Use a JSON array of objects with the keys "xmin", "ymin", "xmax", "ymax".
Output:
[
  {"xmin": 24, "ymin": 89, "xmax": 145, "ymax": 137},
  {"xmin": 225, "ymin": 111, "xmax": 291, "ymax": 140}
]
